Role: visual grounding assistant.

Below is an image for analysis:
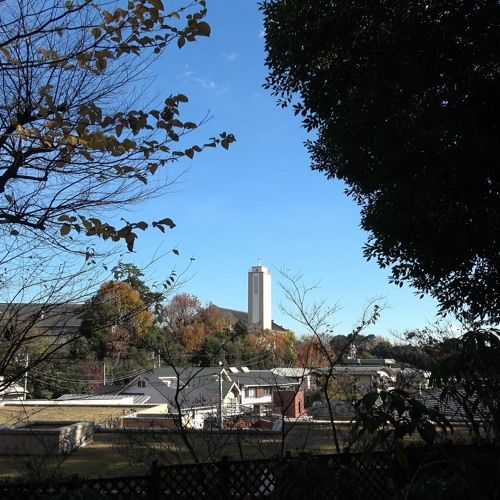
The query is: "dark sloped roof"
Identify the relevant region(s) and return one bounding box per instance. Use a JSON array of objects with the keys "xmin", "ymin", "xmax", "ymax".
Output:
[
  {"xmin": 232, "ymin": 370, "xmax": 296, "ymax": 389},
  {"xmin": 415, "ymin": 391, "xmax": 486, "ymax": 423},
  {"xmin": 0, "ymin": 302, "xmax": 83, "ymax": 332},
  {"xmin": 213, "ymin": 306, "xmax": 289, "ymax": 332},
  {"xmin": 307, "ymin": 400, "xmax": 358, "ymax": 420}
]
